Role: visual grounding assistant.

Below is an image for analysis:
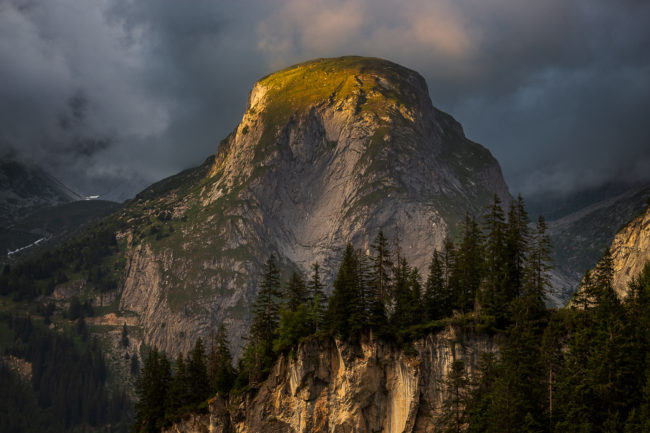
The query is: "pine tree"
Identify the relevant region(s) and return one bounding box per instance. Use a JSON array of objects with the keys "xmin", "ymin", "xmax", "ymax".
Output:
[
  {"xmin": 133, "ymin": 347, "xmax": 171, "ymax": 433},
  {"xmin": 121, "ymin": 323, "xmax": 129, "ymax": 348},
  {"xmin": 481, "ymin": 195, "xmax": 509, "ymax": 325},
  {"xmin": 327, "ymin": 244, "xmax": 363, "ymax": 339},
  {"xmin": 248, "ymin": 254, "xmax": 283, "ymax": 382},
  {"xmin": 392, "ymin": 258, "xmax": 421, "ymax": 330},
  {"xmin": 425, "ymin": 250, "xmax": 446, "ymax": 320},
  {"xmin": 307, "ymin": 263, "xmax": 327, "ymax": 332},
  {"xmin": 441, "ymin": 360, "xmax": 470, "ymax": 433},
  {"xmin": 186, "ymin": 338, "xmax": 210, "ymax": 405},
  {"xmin": 505, "ymin": 195, "xmax": 530, "ymax": 301},
  {"xmin": 524, "ymin": 216, "xmax": 552, "ymax": 308},
  {"xmin": 371, "ymin": 229, "xmax": 393, "ymax": 302},
  {"xmin": 166, "ymin": 353, "xmax": 190, "ymax": 419},
  {"xmin": 452, "ymin": 215, "xmax": 484, "ymax": 312},
  {"xmin": 285, "ymin": 271, "xmax": 308, "ymax": 312},
  {"xmin": 208, "ymin": 324, "xmax": 235, "ymax": 396}
]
